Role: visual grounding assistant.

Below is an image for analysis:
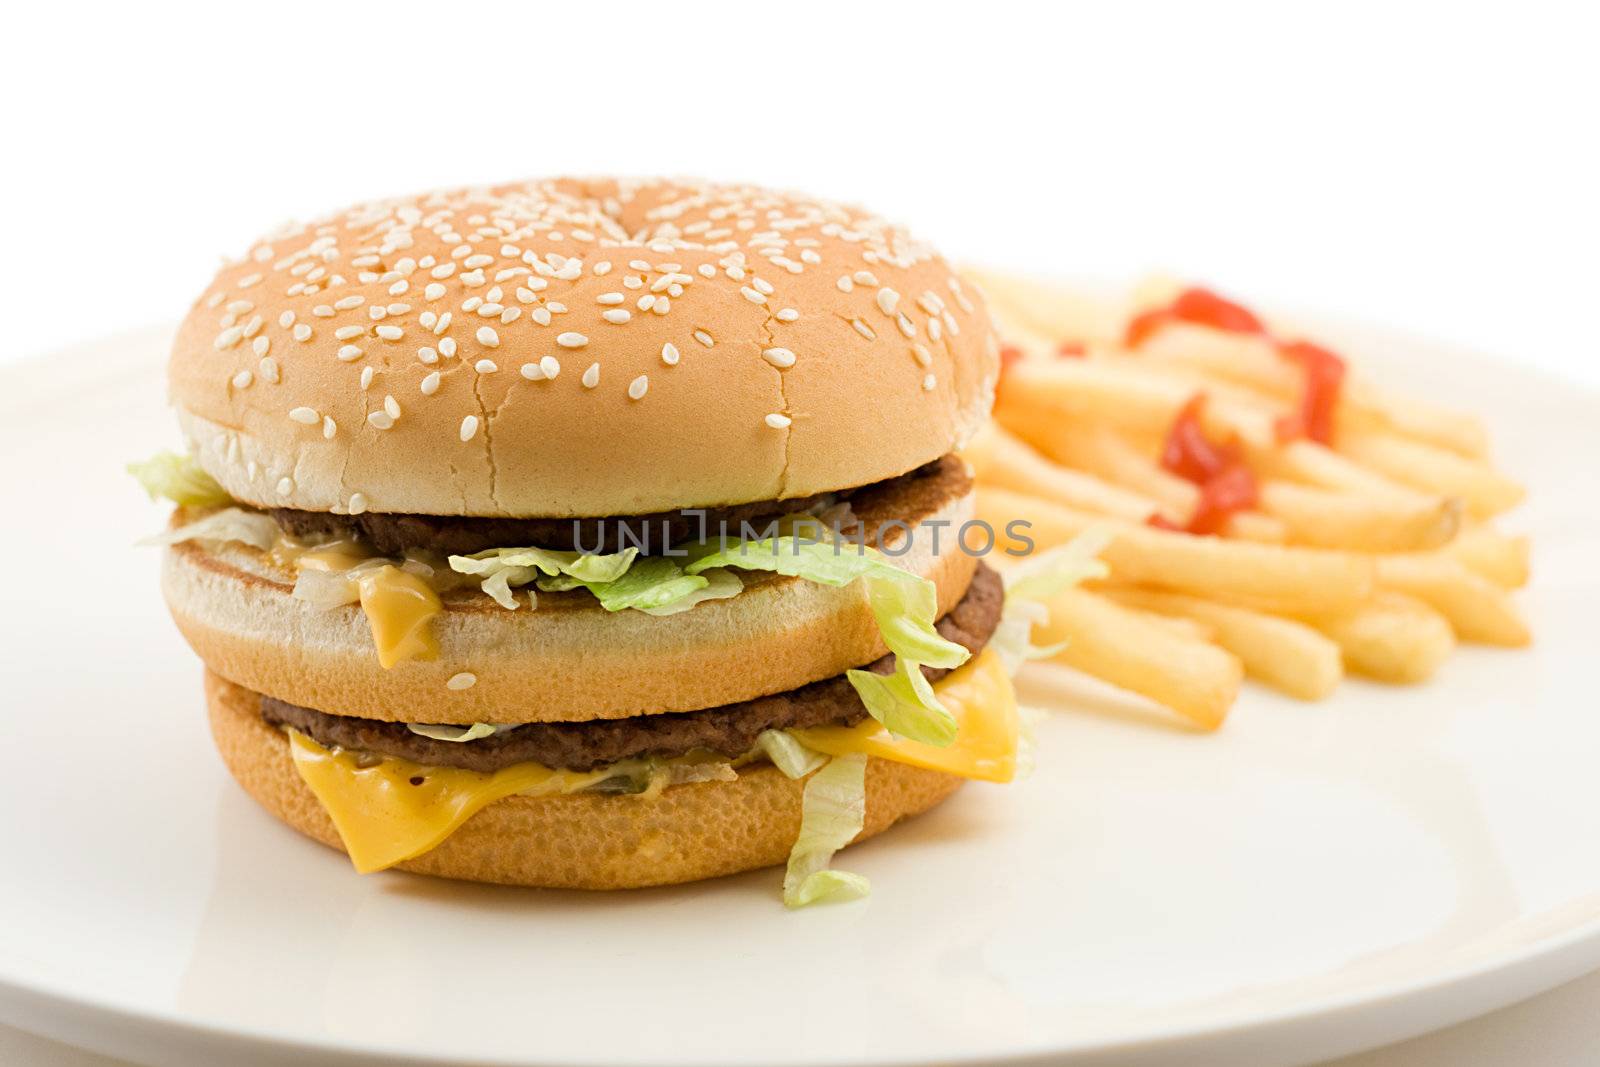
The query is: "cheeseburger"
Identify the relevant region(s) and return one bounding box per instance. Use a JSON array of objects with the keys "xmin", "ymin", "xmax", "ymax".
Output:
[{"xmin": 132, "ymin": 178, "xmax": 1092, "ymax": 905}]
